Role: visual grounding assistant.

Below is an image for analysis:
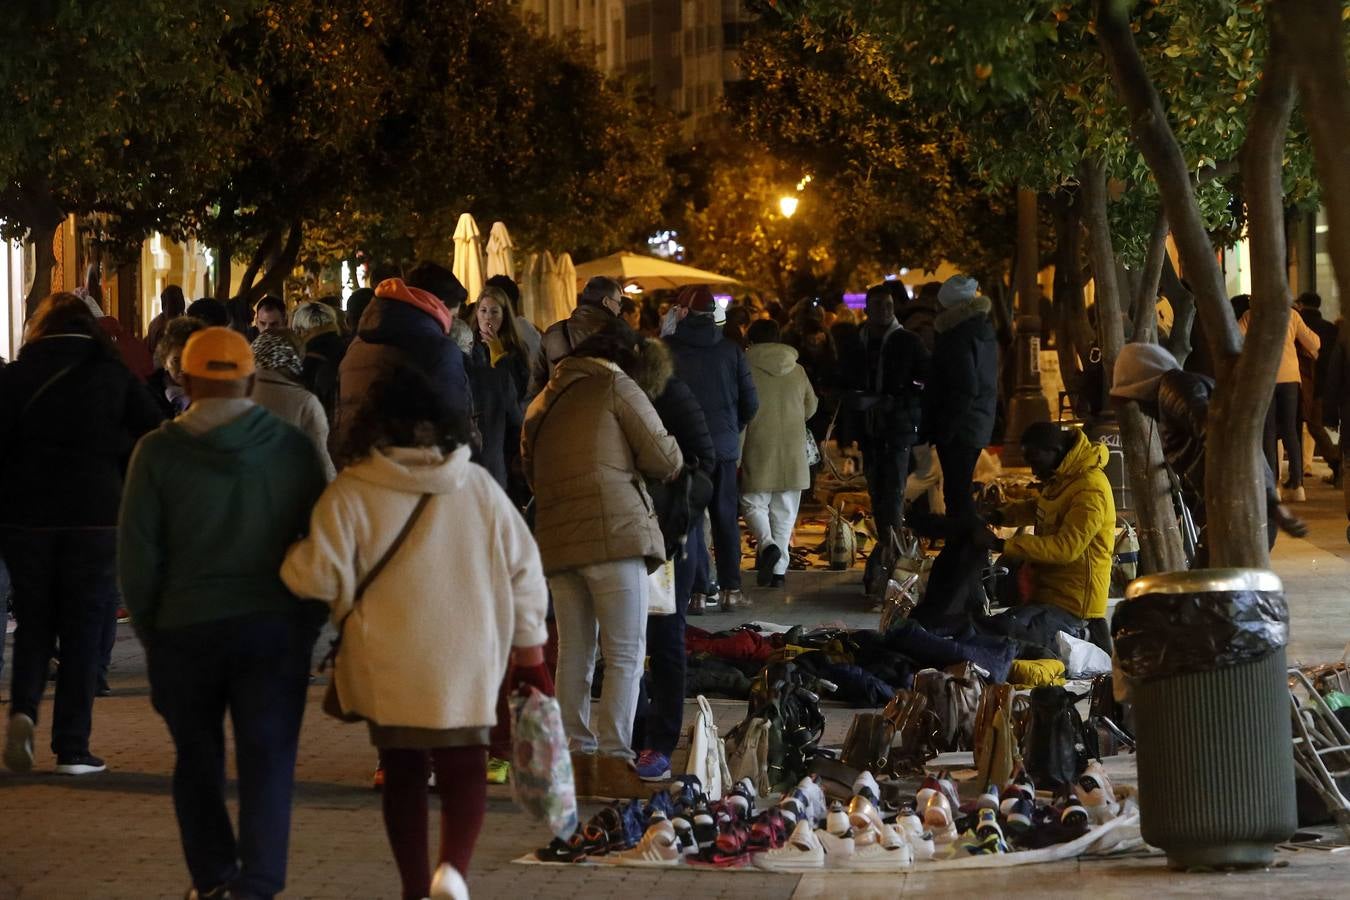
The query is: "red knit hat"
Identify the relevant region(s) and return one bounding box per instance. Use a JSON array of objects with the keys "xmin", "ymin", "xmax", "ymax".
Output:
[{"xmin": 677, "ymin": 285, "xmax": 716, "ymax": 312}]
